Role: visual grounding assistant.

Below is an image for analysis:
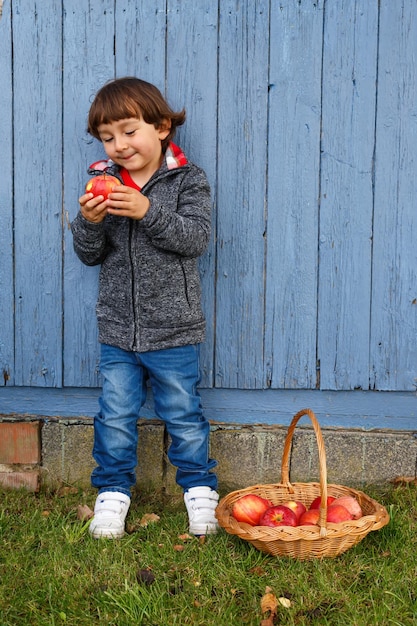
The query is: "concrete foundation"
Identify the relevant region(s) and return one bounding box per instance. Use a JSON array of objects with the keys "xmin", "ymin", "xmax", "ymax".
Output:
[{"xmin": 1, "ymin": 416, "xmax": 416, "ymax": 493}]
